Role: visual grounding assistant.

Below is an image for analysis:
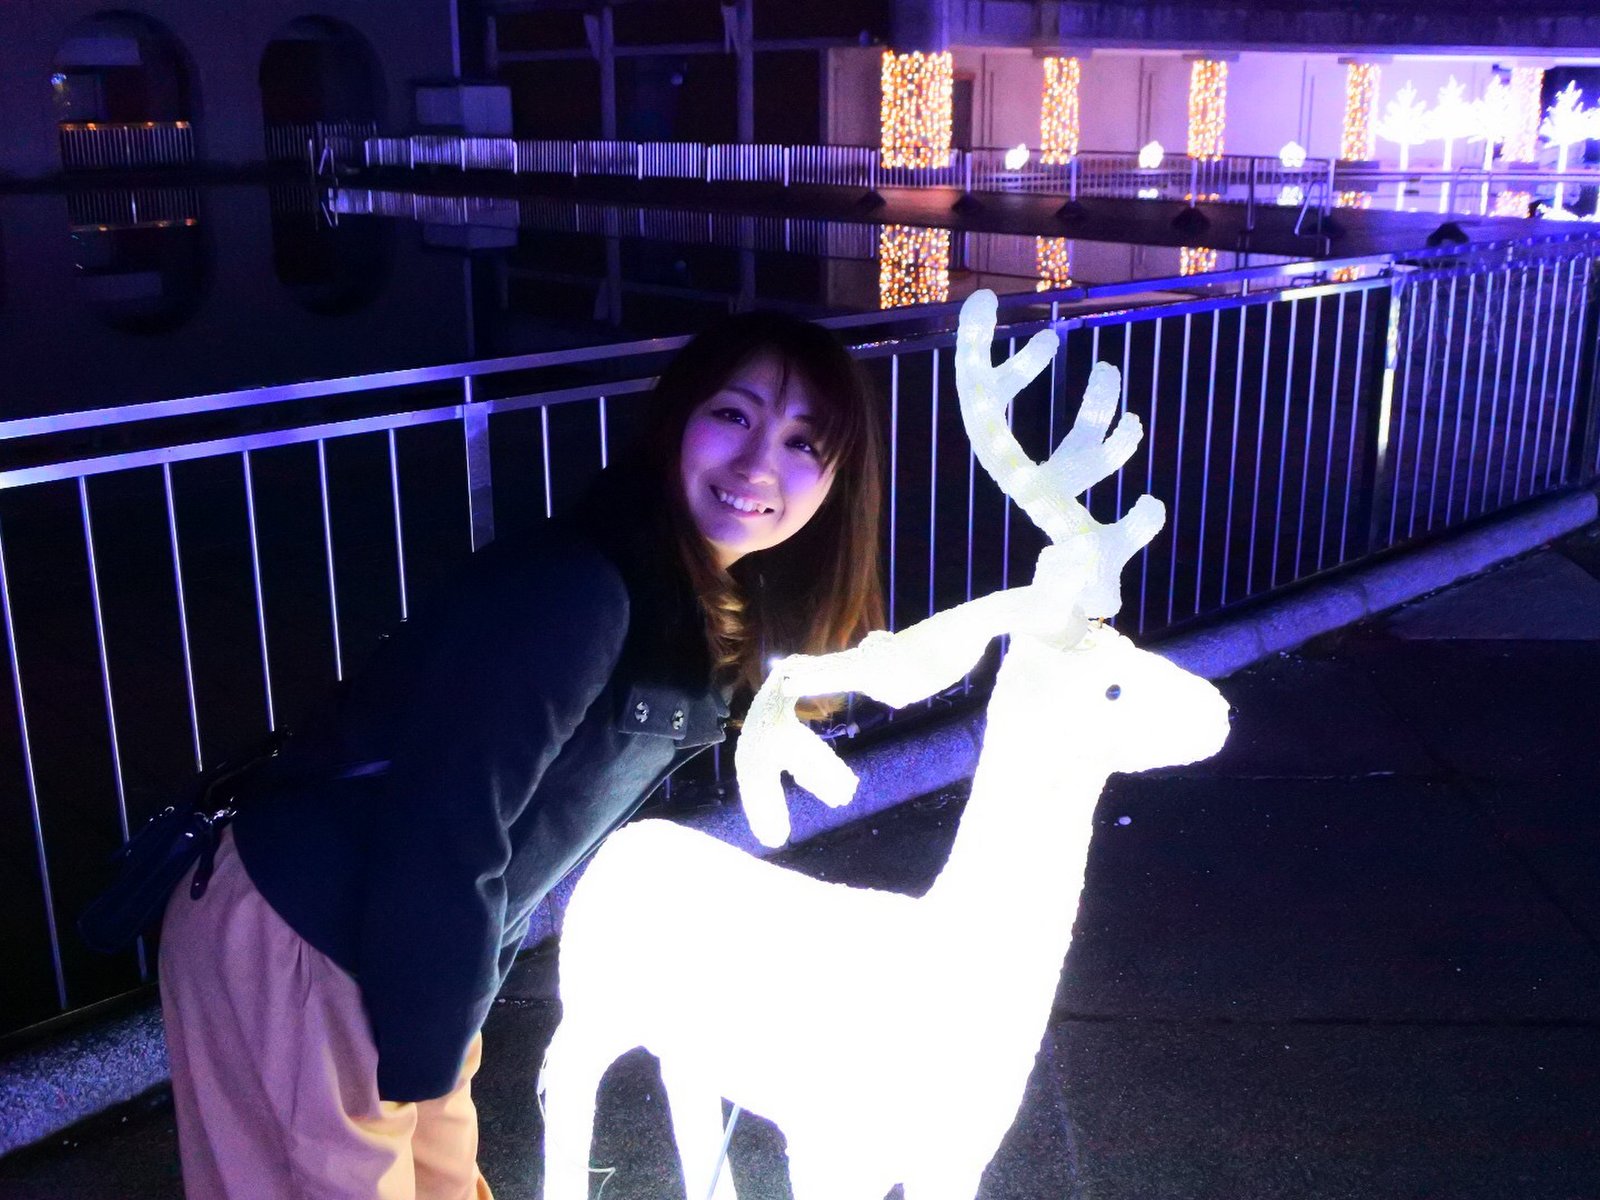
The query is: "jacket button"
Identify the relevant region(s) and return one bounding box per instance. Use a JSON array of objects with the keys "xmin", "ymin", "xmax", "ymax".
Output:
[
  {"xmin": 671, "ymin": 708, "xmax": 685, "ymax": 731},
  {"xmin": 634, "ymin": 700, "xmax": 650, "ymax": 723}
]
